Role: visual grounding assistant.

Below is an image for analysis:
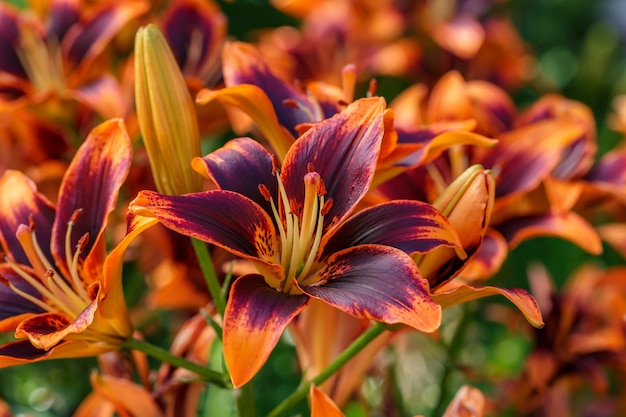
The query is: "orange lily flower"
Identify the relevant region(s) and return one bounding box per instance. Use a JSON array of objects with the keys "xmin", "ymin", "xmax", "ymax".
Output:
[
  {"xmin": 0, "ymin": 119, "xmax": 150, "ymax": 365},
  {"xmin": 130, "ymin": 98, "xmax": 464, "ymax": 387}
]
